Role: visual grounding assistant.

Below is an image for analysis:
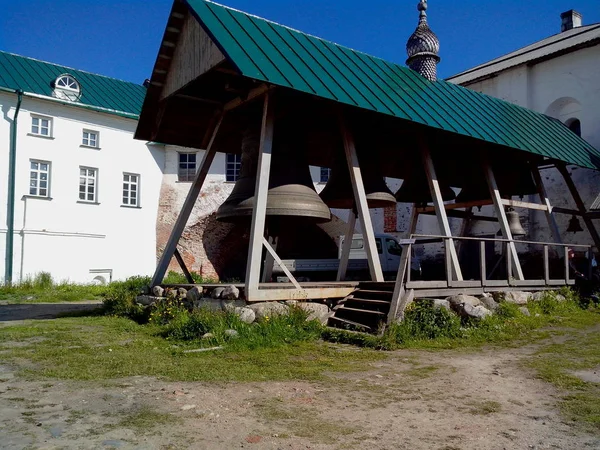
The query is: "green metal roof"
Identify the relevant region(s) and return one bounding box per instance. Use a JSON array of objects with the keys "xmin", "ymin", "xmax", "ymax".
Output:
[
  {"xmin": 186, "ymin": 0, "xmax": 600, "ymax": 170},
  {"xmin": 0, "ymin": 51, "xmax": 146, "ymax": 119}
]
